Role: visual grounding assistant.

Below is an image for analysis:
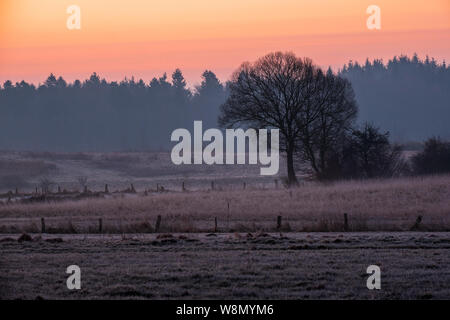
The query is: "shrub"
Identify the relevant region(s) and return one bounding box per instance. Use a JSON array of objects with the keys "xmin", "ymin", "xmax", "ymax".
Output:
[
  {"xmin": 411, "ymin": 137, "xmax": 450, "ymax": 175},
  {"xmin": 319, "ymin": 123, "xmax": 408, "ymax": 180}
]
